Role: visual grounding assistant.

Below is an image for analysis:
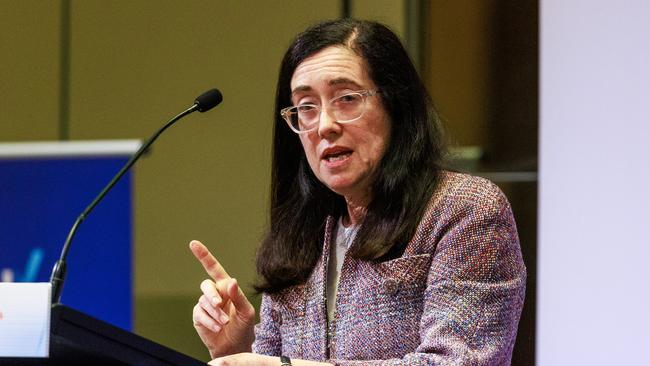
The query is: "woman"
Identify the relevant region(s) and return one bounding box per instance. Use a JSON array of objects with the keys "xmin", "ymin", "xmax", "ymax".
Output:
[{"xmin": 191, "ymin": 19, "xmax": 526, "ymax": 366}]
